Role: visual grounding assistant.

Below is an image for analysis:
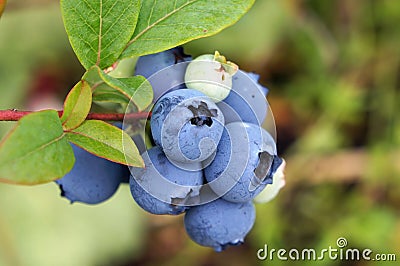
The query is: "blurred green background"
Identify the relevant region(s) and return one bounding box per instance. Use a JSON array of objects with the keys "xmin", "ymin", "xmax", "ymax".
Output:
[{"xmin": 0, "ymin": 0, "xmax": 399, "ymax": 265}]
